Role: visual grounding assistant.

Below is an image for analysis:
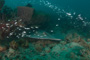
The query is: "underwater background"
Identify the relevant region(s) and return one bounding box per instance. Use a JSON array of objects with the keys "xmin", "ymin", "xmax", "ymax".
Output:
[{"xmin": 0, "ymin": 0, "xmax": 90, "ymax": 60}]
